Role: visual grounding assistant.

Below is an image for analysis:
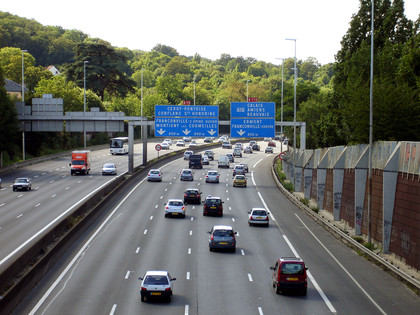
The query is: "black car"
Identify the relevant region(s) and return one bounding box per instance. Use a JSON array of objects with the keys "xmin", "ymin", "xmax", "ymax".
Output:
[
  {"xmin": 184, "ymin": 188, "xmax": 202, "ymax": 204},
  {"xmin": 252, "ymin": 143, "xmax": 260, "ymax": 151},
  {"xmin": 202, "ymin": 195, "xmax": 224, "ymax": 216}
]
